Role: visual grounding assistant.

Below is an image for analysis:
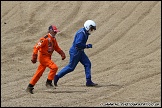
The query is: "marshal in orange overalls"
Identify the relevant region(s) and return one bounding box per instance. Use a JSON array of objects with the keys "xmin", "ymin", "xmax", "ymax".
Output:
[{"xmin": 26, "ymin": 25, "xmax": 66, "ymax": 94}]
